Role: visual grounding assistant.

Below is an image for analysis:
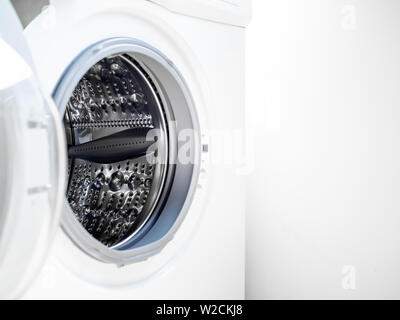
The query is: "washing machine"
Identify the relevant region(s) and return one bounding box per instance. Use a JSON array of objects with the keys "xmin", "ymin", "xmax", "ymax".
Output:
[{"xmin": 0, "ymin": 0, "xmax": 251, "ymax": 299}]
